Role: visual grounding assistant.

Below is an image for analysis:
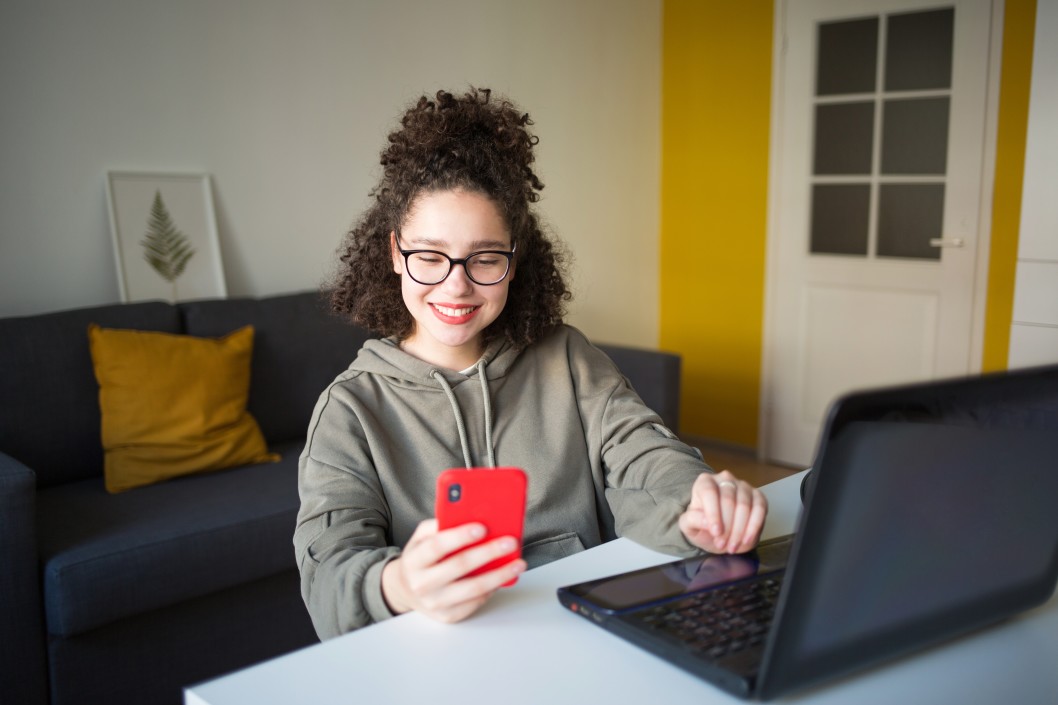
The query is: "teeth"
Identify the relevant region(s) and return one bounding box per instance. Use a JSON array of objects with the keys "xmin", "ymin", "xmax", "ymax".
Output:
[{"xmin": 434, "ymin": 304, "xmax": 476, "ymax": 317}]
